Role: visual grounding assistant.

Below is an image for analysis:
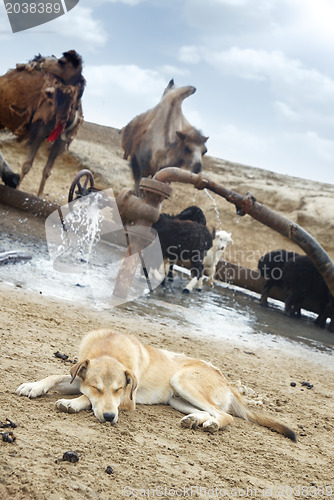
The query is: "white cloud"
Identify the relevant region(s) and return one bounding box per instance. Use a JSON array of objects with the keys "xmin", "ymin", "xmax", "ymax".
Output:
[
  {"xmin": 180, "ymin": 46, "xmax": 334, "ymax": 127},
  {"xmin": 292, "ymin": 0, "xmax": 334, "ymax": 44},
  {"xmin": 206, "ymin": 0, "xmax": 277, "ymax": 7},
  {"xmin": 183, "ymin": 0, "xmax": 281, "ymax": 35},
  {"xmin": 82, "ymin": 64, "xmax": 168, "ymax": 127},
  {"xmin": 179, "ymin": 46, "xmax": 202, "ymax": 65},
  {"xmin": 80, "ymin": 0, "xmax": 144, "ymax": 5},
  {"xmin": 0, "ymin": 1, "xmax": 11, "ymax": 38},
  {"xmin": 301, "ymin": 131, "xmax": 334, "ymax": 164},
  {"xmin": 84, "ymin": 64, "xmax": 166, "ymax": 97},
  {"xmin": 208, "ymin": 122, "xmax": 334, "ymax": 183},
  {"xmin": 82, "ymin": 63, "xmax": 203, "ymax": 131},
  {"xmin": 204, "ymin": 47, "xmax": 298, "ymax": 83},
  {"xmin": 158, "ymin": 65, "xmax": 190, "ymax": 78},
  {"xmin": 181, "ymin": 45, "xmax": 334, "ymax": 93},
  {"xmin": 50, "ymin": 6, "xmax": 108, "ymax": 47},
  {"xmin": 210, "ymin": 123, "xmax": 265, "ymax": 161},
  {"xmin": 109, "ymin": 0, "xmax": 143, "ymax": 3},
  {"xmin": 274, "ymin": 101, "xmax": 299, "ymax": 122}
]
